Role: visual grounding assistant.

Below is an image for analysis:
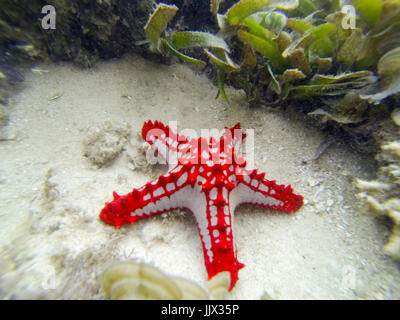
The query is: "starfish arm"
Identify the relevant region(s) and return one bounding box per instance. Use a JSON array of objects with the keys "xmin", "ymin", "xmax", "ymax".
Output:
[
  {"xmin": 232, "ymin": 169, "xmax": 304, "ymax": 213},
  {"xmin": 99, "ymin": 165, "xmax": 192, "ymax": 228},
  {"xmin": 142, "ymin": 120, "xmax": 189, "ymax": 165},
  {"xmin": 188, "ymin": 186, "xmax": 245, "ymax": 291}
]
